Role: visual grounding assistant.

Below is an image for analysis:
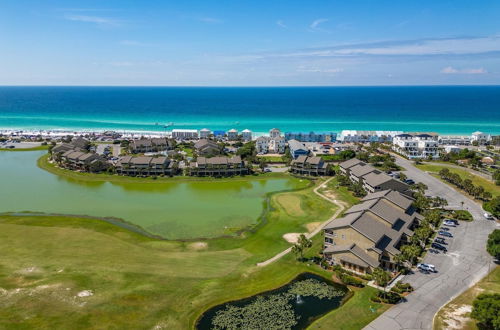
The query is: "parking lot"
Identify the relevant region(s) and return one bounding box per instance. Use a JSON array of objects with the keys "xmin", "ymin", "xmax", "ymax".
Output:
[{"xmin": 365, "ymin": 155, "xmax": 498, "ymax": 330}]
